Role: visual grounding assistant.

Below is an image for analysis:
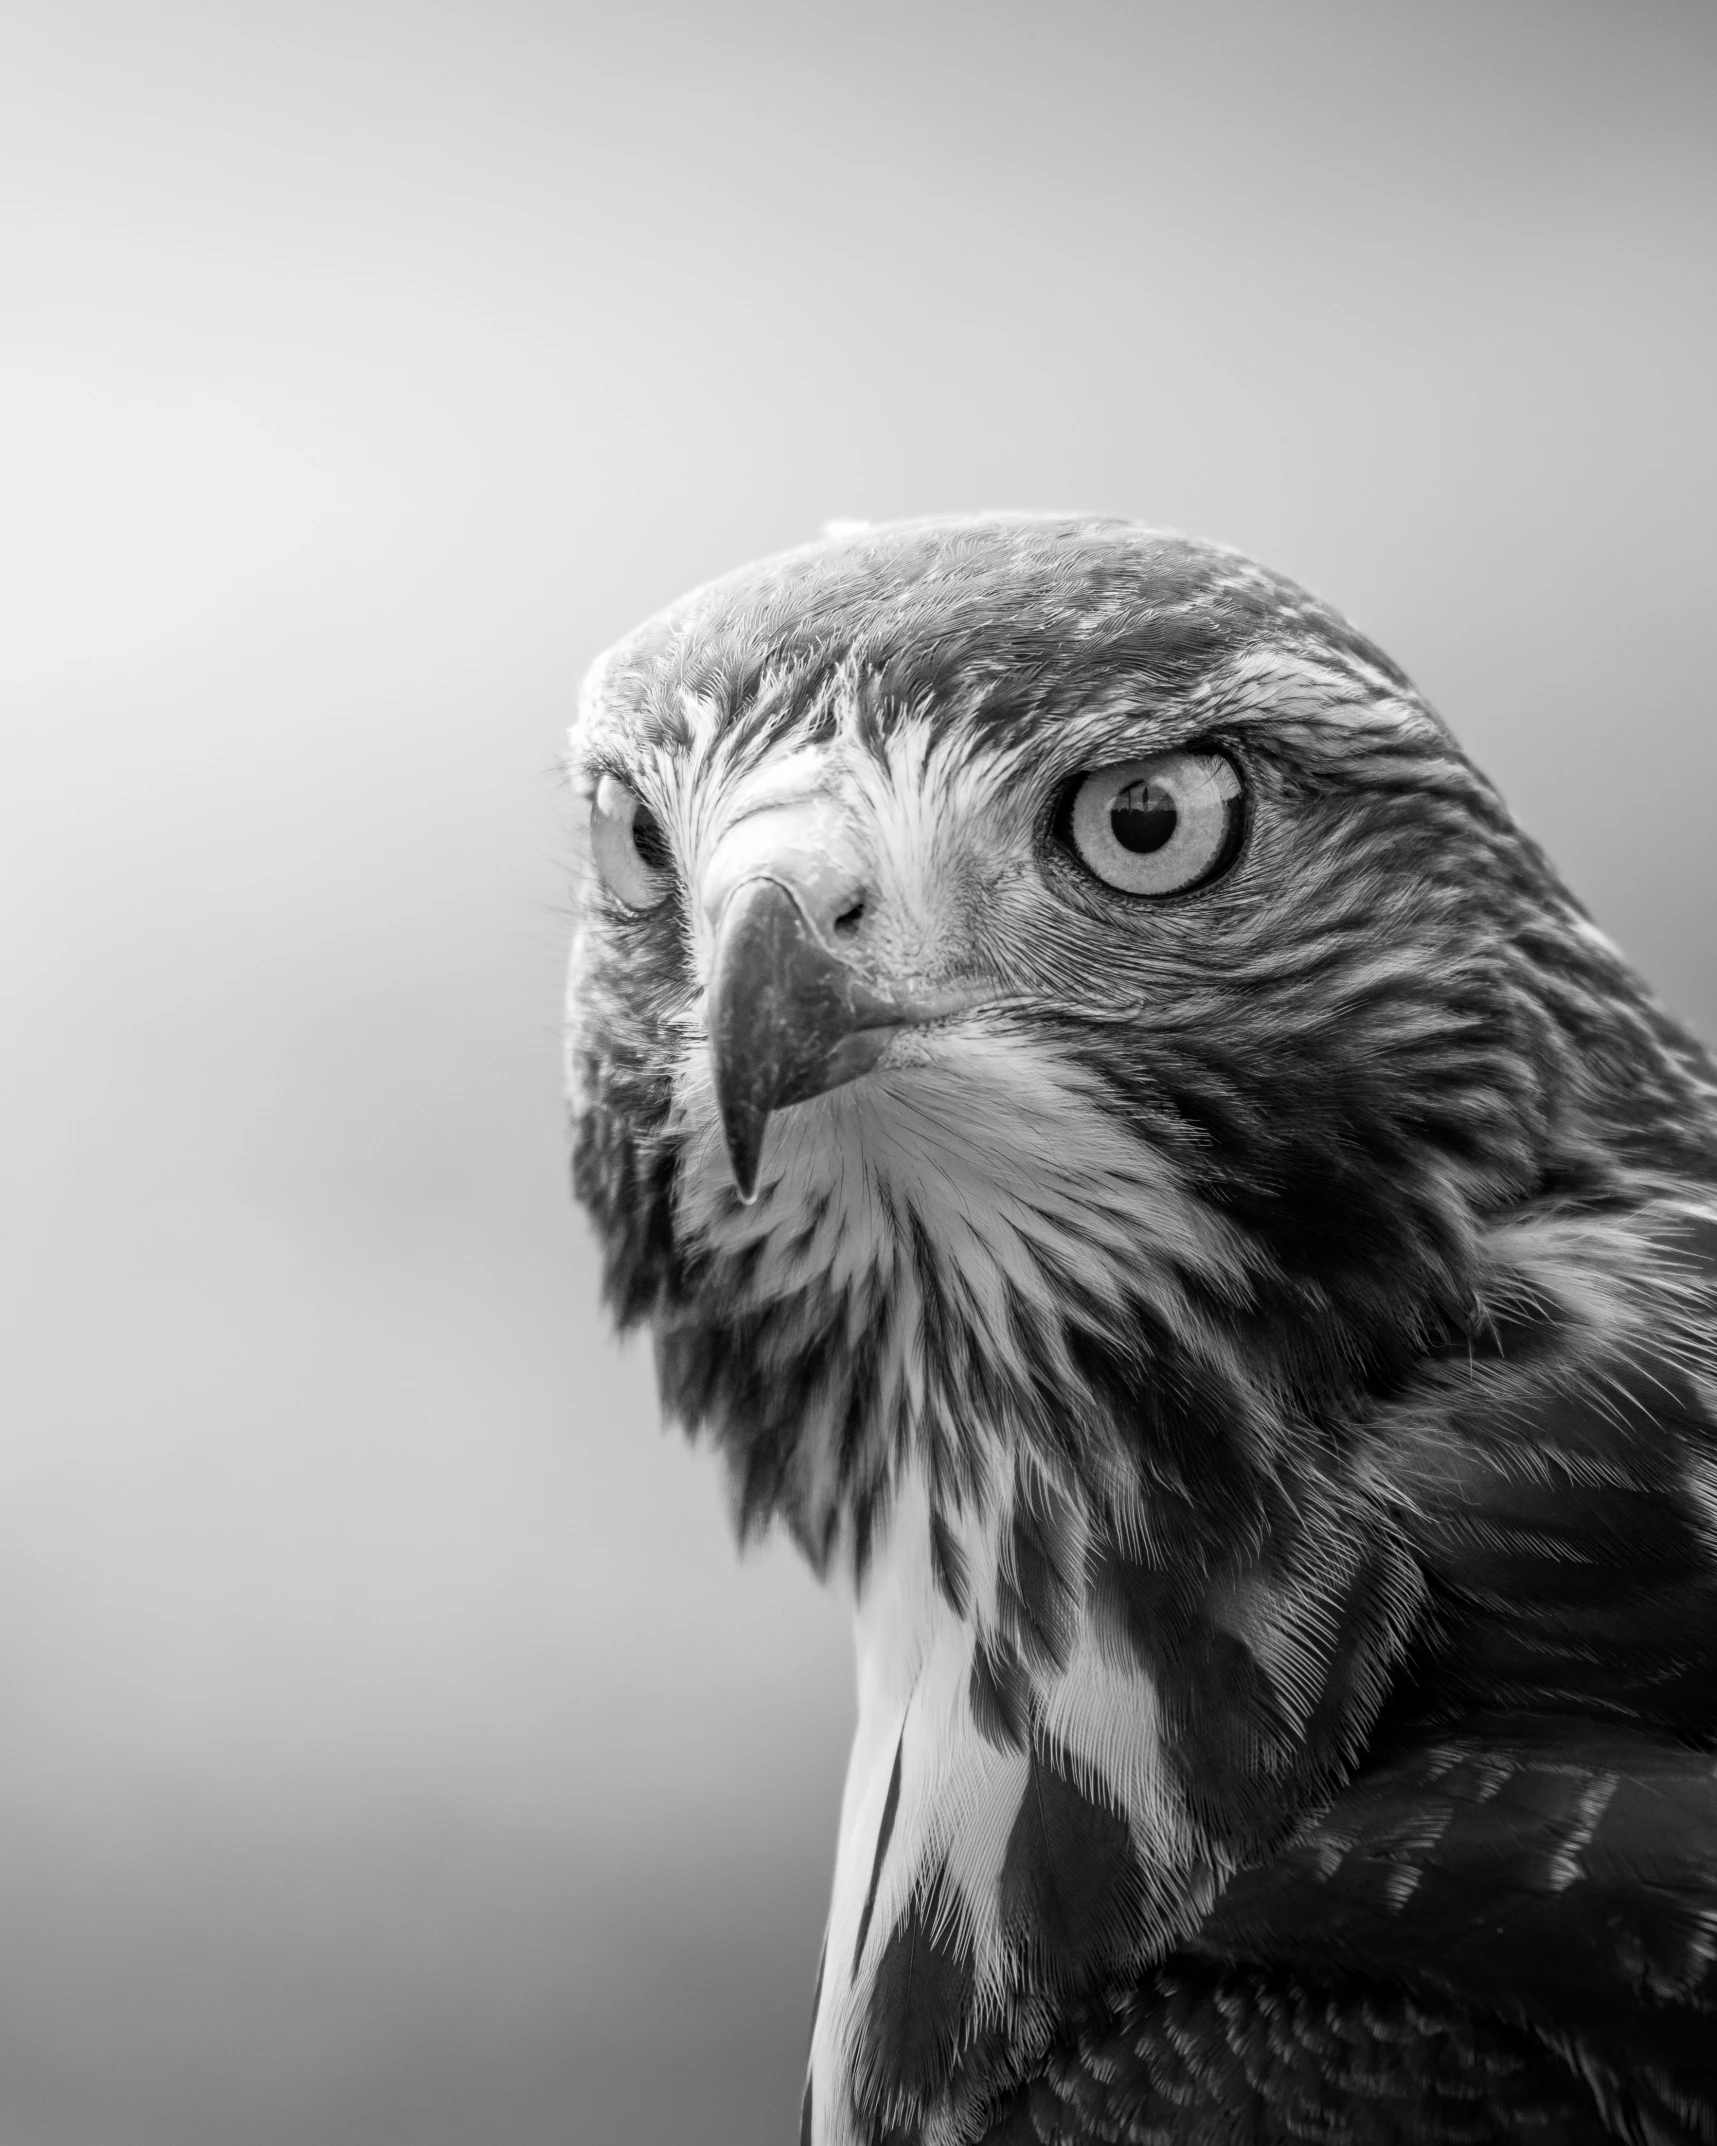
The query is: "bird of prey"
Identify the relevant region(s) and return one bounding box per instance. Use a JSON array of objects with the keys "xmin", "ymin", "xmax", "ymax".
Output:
[{"xmin": 564, "ymin": 516, "xmax": 1717, "ymax": 2145}]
